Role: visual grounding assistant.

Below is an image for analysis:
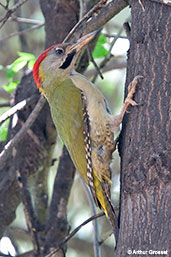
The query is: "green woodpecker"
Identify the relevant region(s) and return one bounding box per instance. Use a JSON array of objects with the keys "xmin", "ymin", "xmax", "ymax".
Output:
[{"xmin": 33, "ymin": 31, "xmax": 142, "ymax": 241}]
